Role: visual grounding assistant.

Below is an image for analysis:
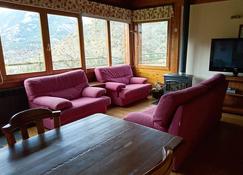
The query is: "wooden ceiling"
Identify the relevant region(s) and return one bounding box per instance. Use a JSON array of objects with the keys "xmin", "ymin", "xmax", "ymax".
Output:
[{"xmin": 89, "ymin": 0, "xmax": 226, "ymax": 9}]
